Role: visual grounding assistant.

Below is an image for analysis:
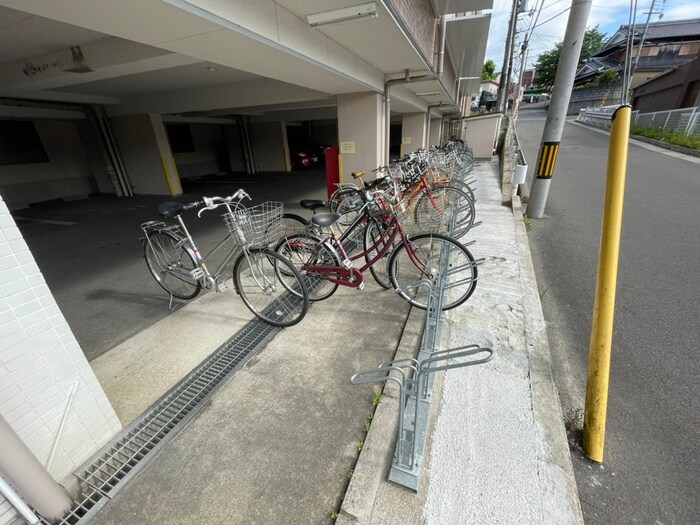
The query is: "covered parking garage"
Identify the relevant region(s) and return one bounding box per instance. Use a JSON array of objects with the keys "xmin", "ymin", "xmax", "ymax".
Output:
[{"xmin": 0, "ymin": 1, "xmax": 491, "ymax": 522}]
